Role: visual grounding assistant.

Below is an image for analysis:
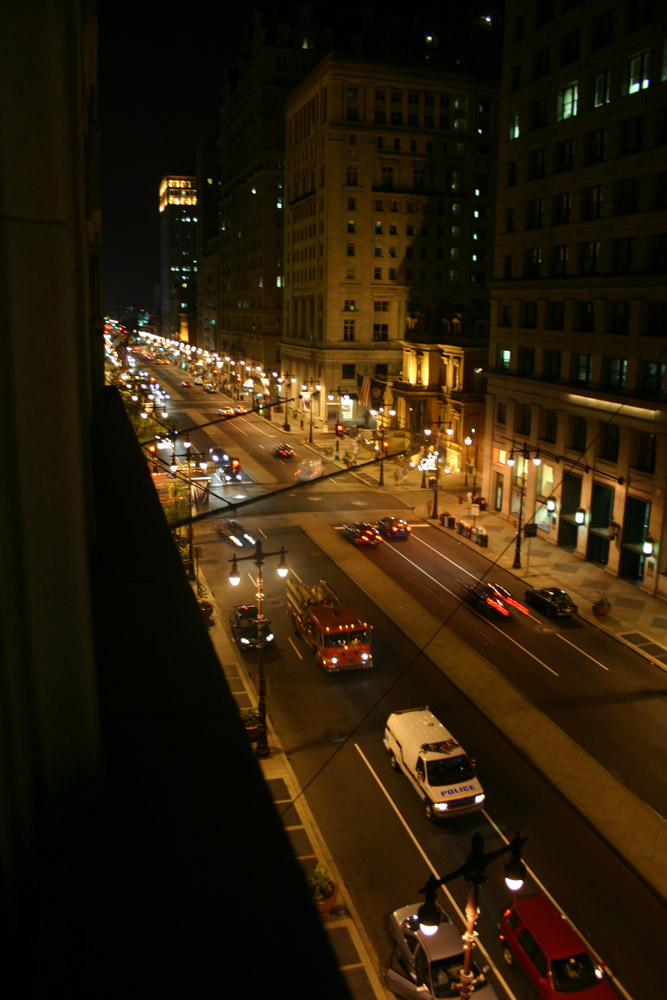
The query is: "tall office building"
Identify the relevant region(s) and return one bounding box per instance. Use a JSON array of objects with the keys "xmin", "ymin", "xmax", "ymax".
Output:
[
  {"xmin": 159, "ymin": 174, "xmax": 197, "ymax": 340},
  {"xmin": 282, "ymin": 51, "xmax": 499, "ymax": 432},
  {"xmin": 216, "ymin": 9, "xmax": 323, "ymax": 372},
  {"xmin": 487, "ymin": 0, "xmax": 667, "ymax": 596}
]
